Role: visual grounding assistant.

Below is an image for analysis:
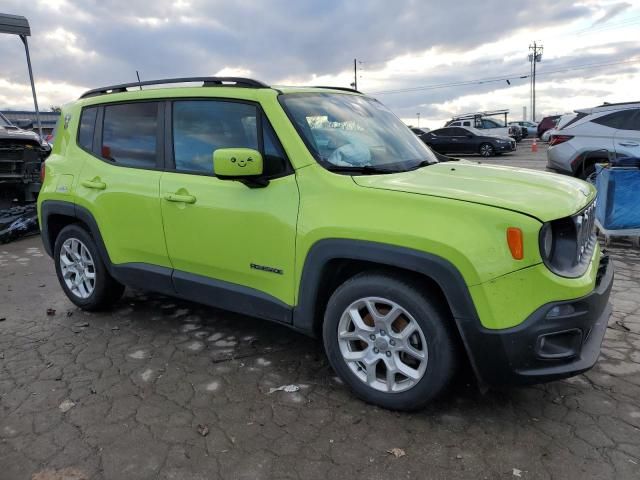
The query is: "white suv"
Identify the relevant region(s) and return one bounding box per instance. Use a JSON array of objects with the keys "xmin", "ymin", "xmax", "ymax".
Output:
[
  {"xmin": 546, "ymin": 102, "xmax": 640, "ymax": 178},
  {"xmin": 446, "ymin": 118, "xmax": 510, "ymax": 138}
]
